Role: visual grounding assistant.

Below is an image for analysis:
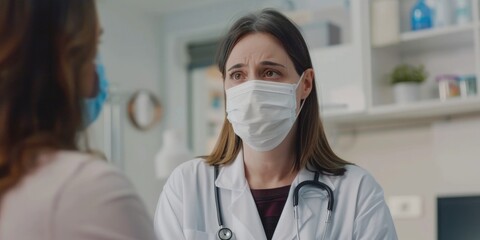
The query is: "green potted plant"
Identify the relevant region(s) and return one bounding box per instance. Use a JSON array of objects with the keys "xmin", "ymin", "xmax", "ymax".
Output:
[{"xmin": 389, "ymin": 64, "xmax": 428, "ymax": 104}]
